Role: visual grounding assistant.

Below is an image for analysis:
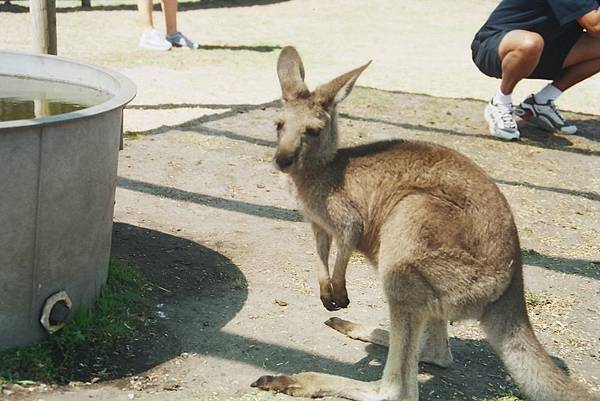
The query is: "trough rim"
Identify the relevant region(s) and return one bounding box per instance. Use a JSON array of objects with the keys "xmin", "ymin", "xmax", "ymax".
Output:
[{"xmin": 0, "ymin": 50, "xmax": 136, "ymax": 131}]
